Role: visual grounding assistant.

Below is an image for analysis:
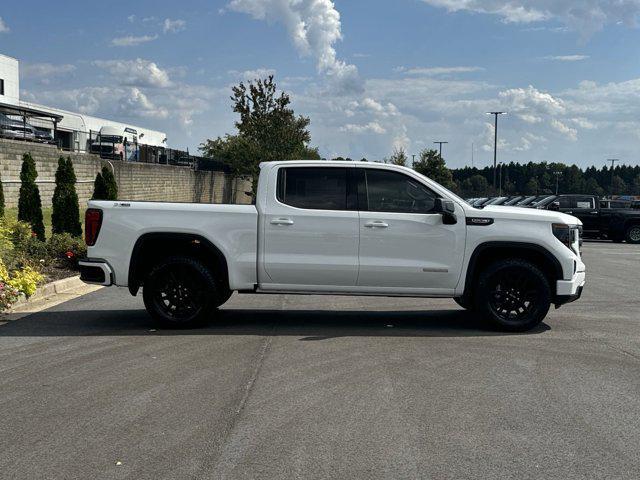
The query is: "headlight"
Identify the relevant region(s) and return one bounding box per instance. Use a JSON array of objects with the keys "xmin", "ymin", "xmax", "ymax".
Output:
[{"xmin": 553, "ymin": 223, "xmax": 581, "ymax": 255}]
